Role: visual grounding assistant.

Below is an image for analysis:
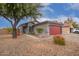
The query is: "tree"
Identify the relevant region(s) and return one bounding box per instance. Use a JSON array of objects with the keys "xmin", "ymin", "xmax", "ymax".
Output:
[
  {"xmin": 72, "ymin": 22, "xmax": 79, "ymax": 28},
  {"xmin": 0, "ymin": 3, "xmax": 42, "ymax": 38},
  {"xmin": 27, "ymin": 4, "xmax": 42, "ymax": 24},
  {"xmin": 64, "ymin": 17, "xmax": 79, "ymax": 28}
]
